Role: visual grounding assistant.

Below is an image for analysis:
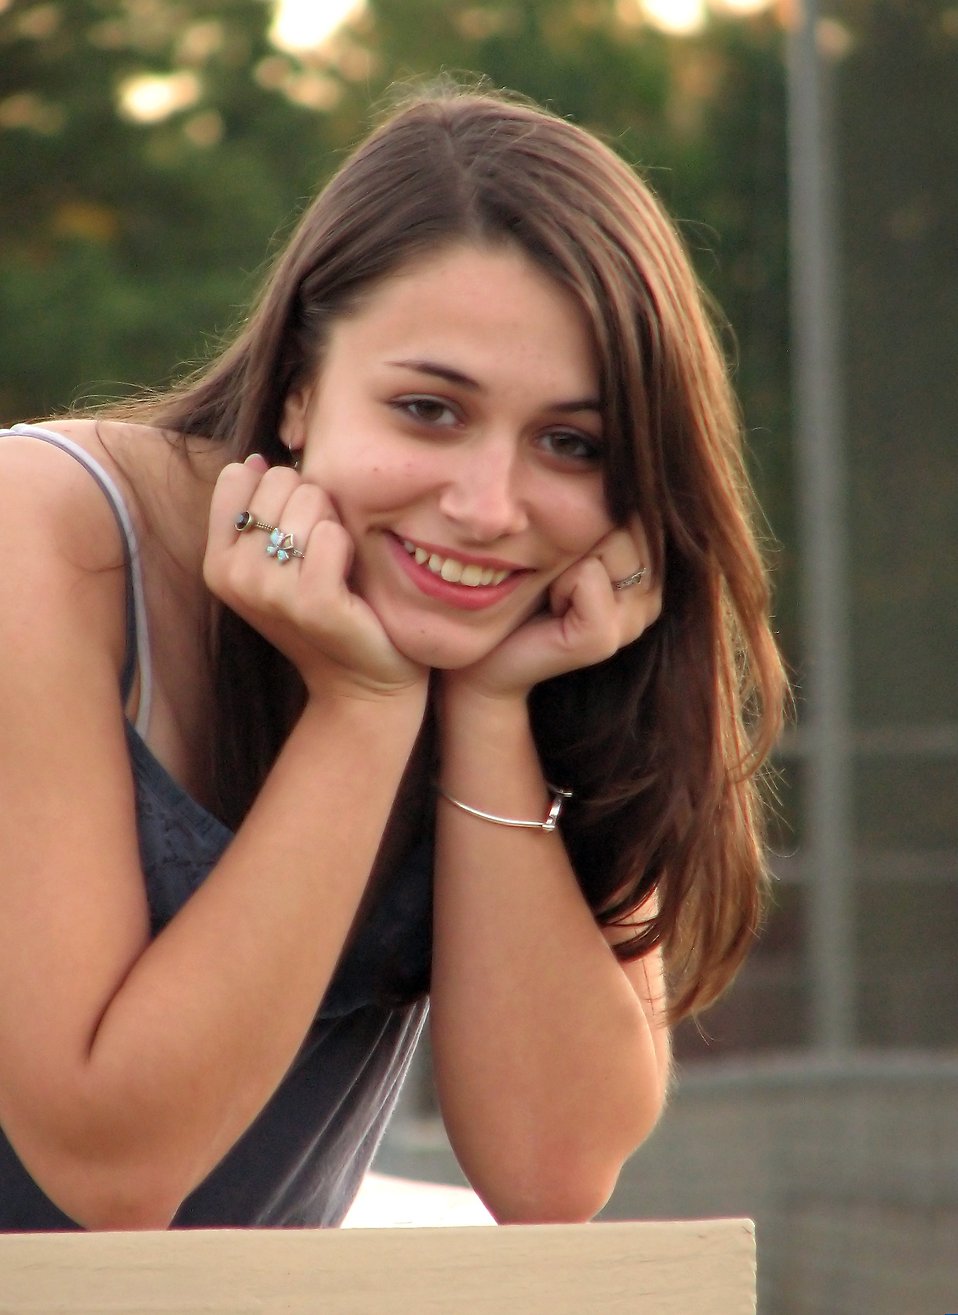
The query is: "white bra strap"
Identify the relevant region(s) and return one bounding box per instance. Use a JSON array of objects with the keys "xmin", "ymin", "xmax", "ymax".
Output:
[{"xmin": 7, "ymin": 425, "xmax": 153, "ymax": 737}]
